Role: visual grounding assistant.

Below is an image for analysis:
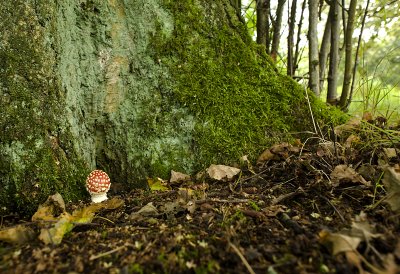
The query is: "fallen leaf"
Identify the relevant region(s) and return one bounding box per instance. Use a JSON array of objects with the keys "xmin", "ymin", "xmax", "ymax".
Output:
[
  {"xmin": 136, "ymin": 202, "xmax": 158, "ymax": 216},
  {"xmin": 170, "ymin": 170, "xmax": 191, "ymax": 184},
  {"xmin": 344, "ymin": 134, "xmax": 360, "ymax": 148},
  {"xmin": 382, "ymin": 254, "xmax": 398, "ymax": 274},
  {"xmin": 319, "ymin": 230, "xmax": 361, "ymax": 255},
  {"xmin": 130, "ymin": 202, "xmax": 159, "ymax": 221},
  {"xmin": 32, "ymin": 192, "xmax": 66, "ymax": 222},
  {"xmin": 0, "ymin": 225, "xmax": 35, "ymax": 244},
  {"xmin": 177, "ymin": 188, "xmax": 194, "ymax": 202},
  {"xmin": 345, "ymin": 251, "xmax": 365, "ymax": 274},
  {"xmin": 351, "ymin": 211, "xmax": 383, "ymax": 242},
  {"xmin": 334, "ymin": 118, "xmax": 361, "ymax": 136},
  {"xmin": 38, "ymin": 212, "xmax": 74, "ymax": 245},
  {"xmin": 147, "ymin": 177, "xmax": 170, "ymax": 191},
  {"xmin": 262, "ymin": 205, "xmax": 287, "ymax": 217},
  {"xmin": 257, "ymin": 149, "xmax": 278, "ymax": 163},
  {"xmin": 36, "ymin": 195, "xmax": 124, "ymax": 244},
  {"xmin": 330, "ymin": 165, "xmax": 371, "ymax": 187},
  {"xmin": 383, "ymin": 148, "xmax": 397, "ymax": 159},
  {"xmin": 382, "ymin": 166, "xmax": 400, "ymax": 211},
  {"xmin": 206, "ymin": 164, "xmax": 241, "ymax": 181}
]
